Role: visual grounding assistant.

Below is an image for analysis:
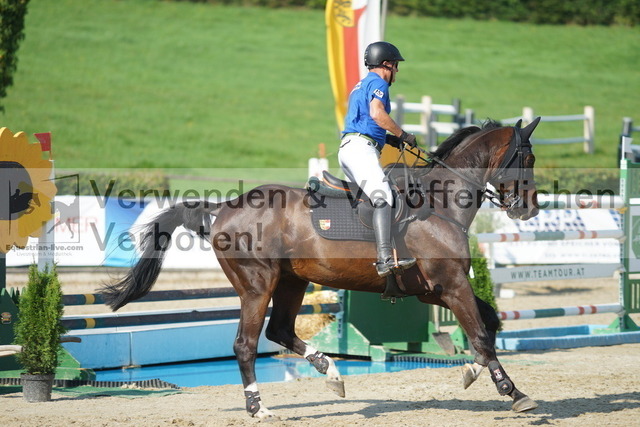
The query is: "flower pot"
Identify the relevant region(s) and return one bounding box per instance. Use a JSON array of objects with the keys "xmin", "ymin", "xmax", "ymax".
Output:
[{"xmin": 21, "ymin": 373, "xmax": 54, "ymax": 402}]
